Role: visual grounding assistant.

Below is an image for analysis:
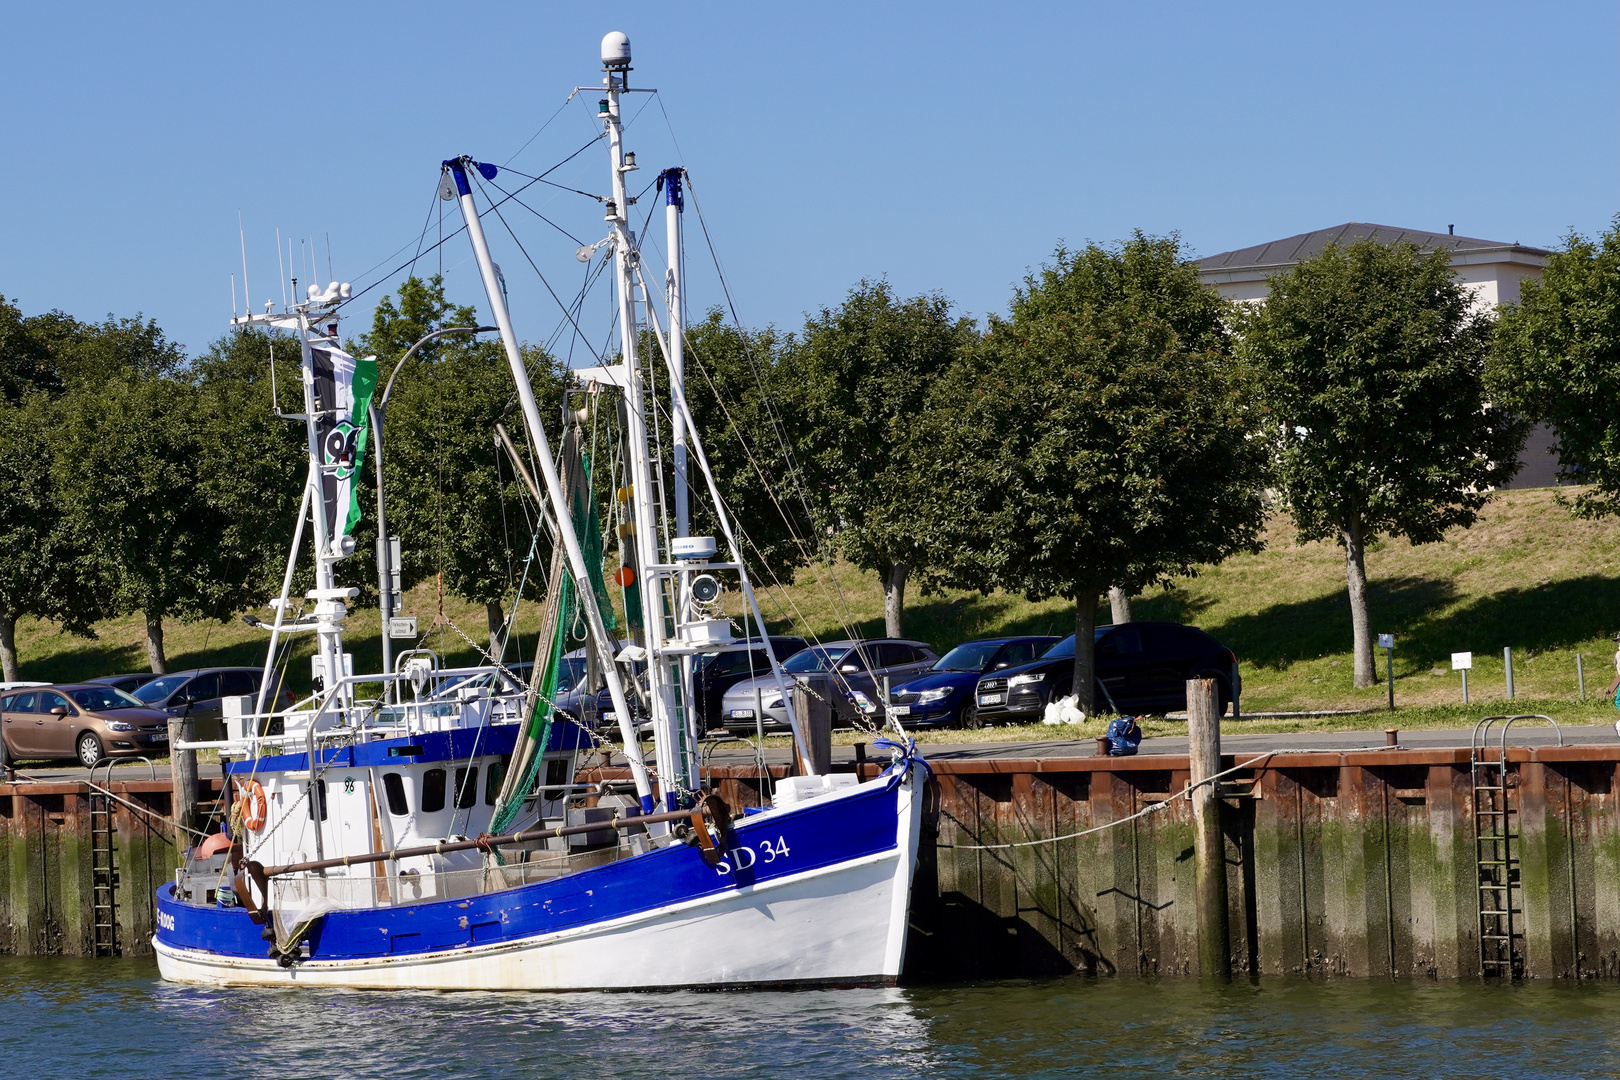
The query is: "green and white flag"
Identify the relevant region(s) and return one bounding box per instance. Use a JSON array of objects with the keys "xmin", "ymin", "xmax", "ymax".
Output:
[{"xmin": 311, "ymin": 345, "xmax": 379, "ymax": 555}]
